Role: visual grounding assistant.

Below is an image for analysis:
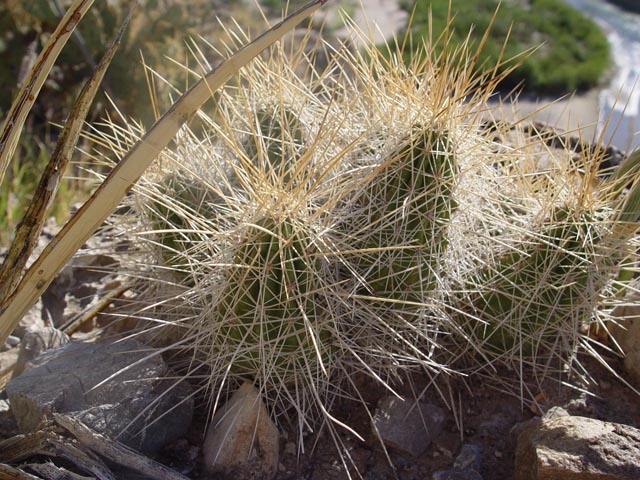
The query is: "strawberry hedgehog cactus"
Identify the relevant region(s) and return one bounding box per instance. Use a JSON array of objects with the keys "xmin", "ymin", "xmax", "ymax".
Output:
[{"xmin": 87, "ymin": 5, "xmax": 640, "ymax": 475}]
